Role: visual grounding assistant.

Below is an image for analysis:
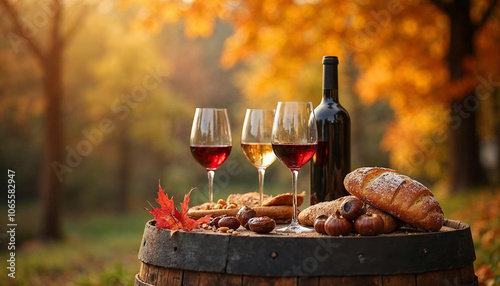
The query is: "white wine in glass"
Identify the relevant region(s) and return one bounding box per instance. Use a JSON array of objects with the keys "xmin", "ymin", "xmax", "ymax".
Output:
[
  {"xmin": 241, "ymin": 109, "xmax": 276, "ymax": 205},
  {"xmin": 190, "ymin": 108, "xmax": 232, "ymax": 204},
  {"xmin": 271, "ymin": 102, "xmax": 317, "ymax": 233}
]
